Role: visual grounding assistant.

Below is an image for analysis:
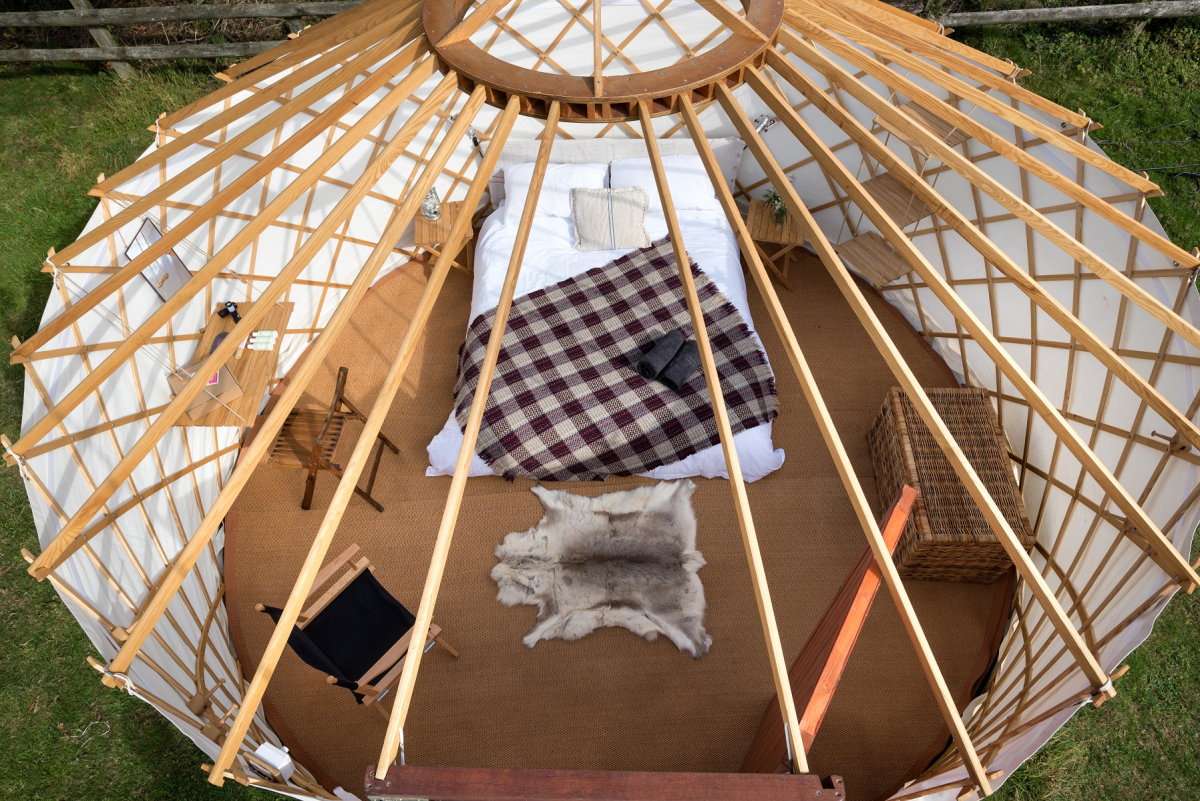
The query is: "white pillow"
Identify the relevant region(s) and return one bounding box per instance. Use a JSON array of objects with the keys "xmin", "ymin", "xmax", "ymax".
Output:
[
  {"xmin": 483, "ymin": 138, "xmax": 745, "ymax": 207},
  {"xmin": 609, "ymin": 154, "xmax": 723, "ymax": 213},
  {"xmin": 503, "ymin": 162, "xmax": 608, "ymax": 225}
]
